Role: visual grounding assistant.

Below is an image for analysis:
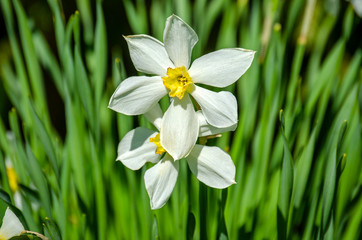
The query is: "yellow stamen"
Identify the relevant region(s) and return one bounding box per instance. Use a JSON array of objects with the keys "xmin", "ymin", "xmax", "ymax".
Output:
[
  {"xmin": 149, "ymin": 133, "xmax": 166, "ymax": 155},
  {"xmin": 162, "ymin": 66, "xmax": 193, "ymax": 99},
  {"xmin": 6, "ymin": 167, "xmax": 19, "ymax": 192}
]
